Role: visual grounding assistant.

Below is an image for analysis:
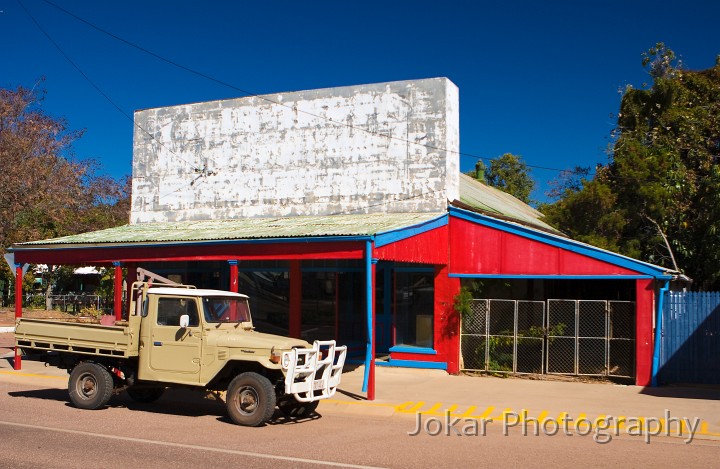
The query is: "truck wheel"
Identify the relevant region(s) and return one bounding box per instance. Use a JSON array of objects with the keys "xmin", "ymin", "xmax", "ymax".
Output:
[
  {"xmin": 126, "ymin": 386, "xmax": 165, "ymax": 403},
  {"xmin": 278, "ymin": 397, "xmax": 319, "ymax": 418},
  {"xmin": 68, "ymin": 362, "xmax": 114, "ymax": 410},
  {"xmin": 226, "ymin": 372, "xmax": 276, "ymax": 427}
]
